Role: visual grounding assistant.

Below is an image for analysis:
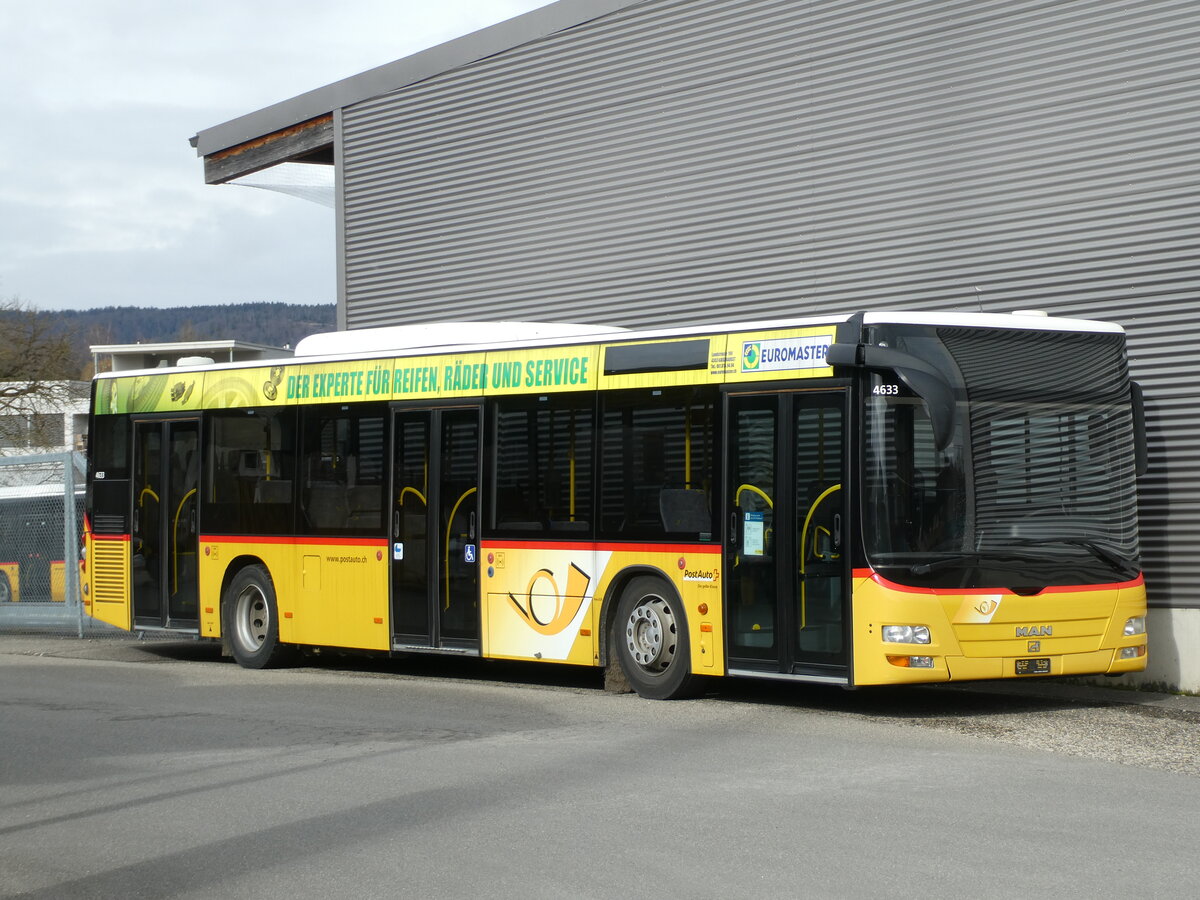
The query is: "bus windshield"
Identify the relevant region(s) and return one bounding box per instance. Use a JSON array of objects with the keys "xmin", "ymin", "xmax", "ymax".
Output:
[{"xmin": 862, "ymin": 323, "xmax": 1141, "ymax": 592}]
